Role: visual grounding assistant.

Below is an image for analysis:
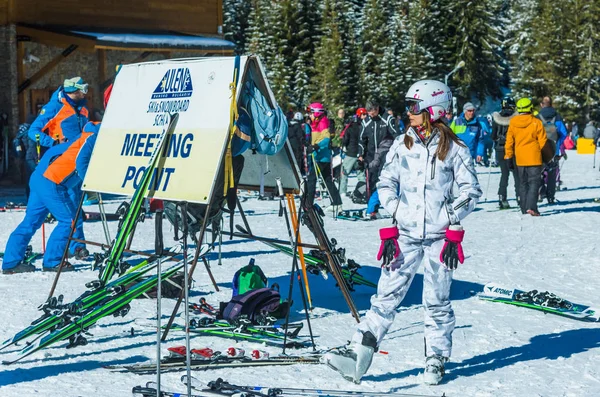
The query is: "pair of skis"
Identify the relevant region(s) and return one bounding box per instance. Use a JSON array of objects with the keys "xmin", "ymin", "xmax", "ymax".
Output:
[
  {"xmin": 110, "ymin": 345, "xmax": 320, "ymax": 374},
  {"xmin": 97, "ymin": 114, "xmax": 179, "ymax": 285},
  {"xmin": 336, "ymin": 209, "xmax": 364, "ymax": 221},
  {"xmin": 133, "ymin": 376, "xmax": 447, "ymax": 397},
  {"xmin": 479, "ymin": 282, "xmax": 599, "ymax": 322},
  {"xmin": 0, "ymin": 245, "xmax": 40, "ymax": 264},
  {"xmin": 2, "ymin": 252, "xmax": 199, "ymax": 364},
  {"xmin": 139, "ymin": 317, "xmax": 307, "ymax": 348},
  {"xmin": 0, "ymin": 202, "xmax": 27, "ymax": 212}
]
